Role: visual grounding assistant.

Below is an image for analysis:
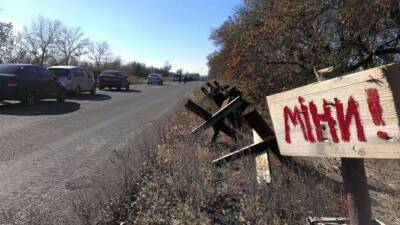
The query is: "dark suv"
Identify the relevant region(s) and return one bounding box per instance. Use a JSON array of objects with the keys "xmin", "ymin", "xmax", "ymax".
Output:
[
  {"xmin": 0, "ymin": 64, "xmax": 66, "ymax": 106},
  {"xmin": 98, "ymin": 70, "xmax": 130, "ymax": 91}
]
